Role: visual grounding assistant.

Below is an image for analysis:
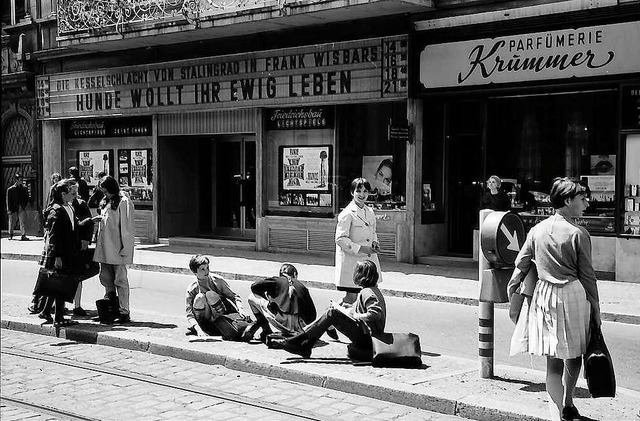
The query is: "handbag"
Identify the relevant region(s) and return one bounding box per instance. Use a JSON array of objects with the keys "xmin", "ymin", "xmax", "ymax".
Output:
[
  {"xmin": 213, "ymin": 313, "xmax": 250, "ymax": 341},
  {"xmin": 507, "ymin": 262, "xmax": 538, "ymax": 324},
  {"xmin": 75, "ymin": 248, "xmax": 100, "ymax": 281},
  {"xmin": 33, "ymin": 267, "xmax": 79, "ymax": 303},
  {"xmin": 583, "ymin": 322, "xmax": 616, "ymax": 398},
  {"xmin": 509, "ymin": 297, "xmax": 531, "ymax": 356},
  {"xmin": 370, "ymin": 332, "xmax": 422, "ymax": 368}
]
